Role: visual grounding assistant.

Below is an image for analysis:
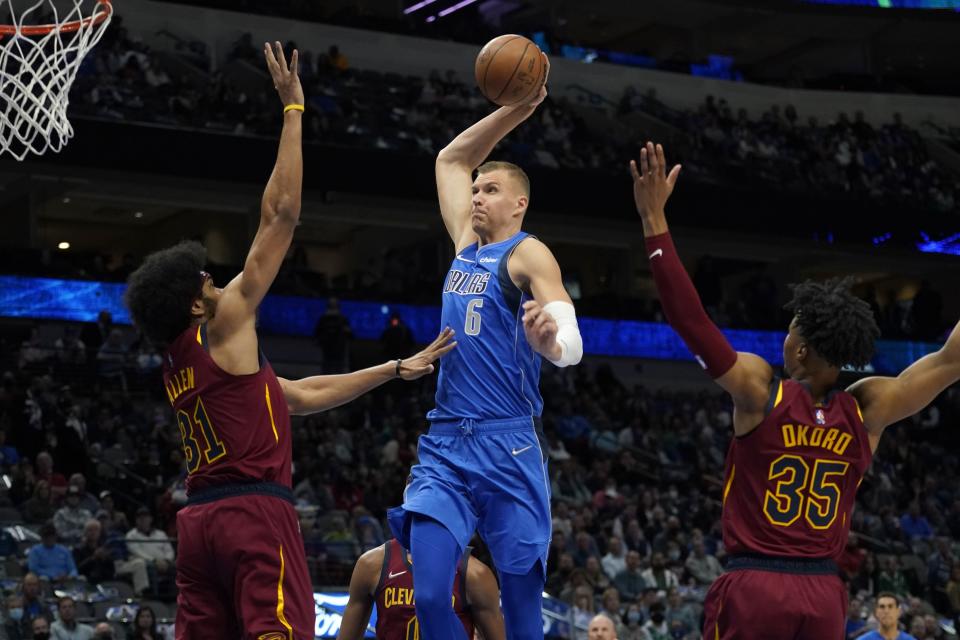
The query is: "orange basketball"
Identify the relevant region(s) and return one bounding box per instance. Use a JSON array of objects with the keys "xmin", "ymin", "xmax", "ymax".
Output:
[{"xmin": 474, "ymin": 35, "xmax": 545, "ymax": 107}]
